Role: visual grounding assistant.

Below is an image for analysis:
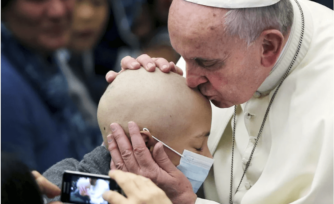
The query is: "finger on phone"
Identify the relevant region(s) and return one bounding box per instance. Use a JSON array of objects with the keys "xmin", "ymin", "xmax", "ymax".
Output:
[
  {"xmin": 103, "ymin": 190, "xmax": 128, "ymax": 204},
  {"xmin": 109, "ymin": 170, "xmax": 140, "ymax": 197},
  {"xmin": 136, "ymin": 54, "xmax": 156, "ymax": 72},
  {"xmin": 110, "ymin": 123, "xmax": 139, "ymax": 172},
  {"xmin": 31, "ymin": 171, "xmax": 61, "ymax": 198},
  {"xmin": 134, "ymin": 175, "xmax": 153, "ymax": 189}
]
